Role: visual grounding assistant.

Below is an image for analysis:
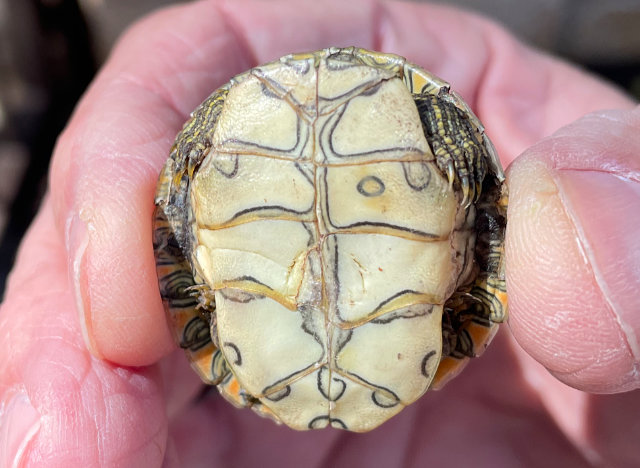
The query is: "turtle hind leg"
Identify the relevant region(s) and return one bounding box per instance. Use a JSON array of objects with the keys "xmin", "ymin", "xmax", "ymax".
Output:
[
  {"xmin": 414, "ymin": 94, "xmax": 488, "ymax": 206},
  {"xmin": 441, "ymin": 173, "xmax": 507, "ymax": 359},
  {"xmin": 472, "ymin": 166, "xmax": 508, "ymax": 324},
  {"xmin": 169, "ymin": 278, "xmax": 234, "ymax": 386},
  {"xmin": 432, "ymin": 175, "xmax": 507, "ymax": 390},
  {"xmin": 153, "ymin": 206, "xmax": 223, "ymax": 385},
  {"xmin": 431, "ymin": 295, "xmax": 501, "ymax": 390}
]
